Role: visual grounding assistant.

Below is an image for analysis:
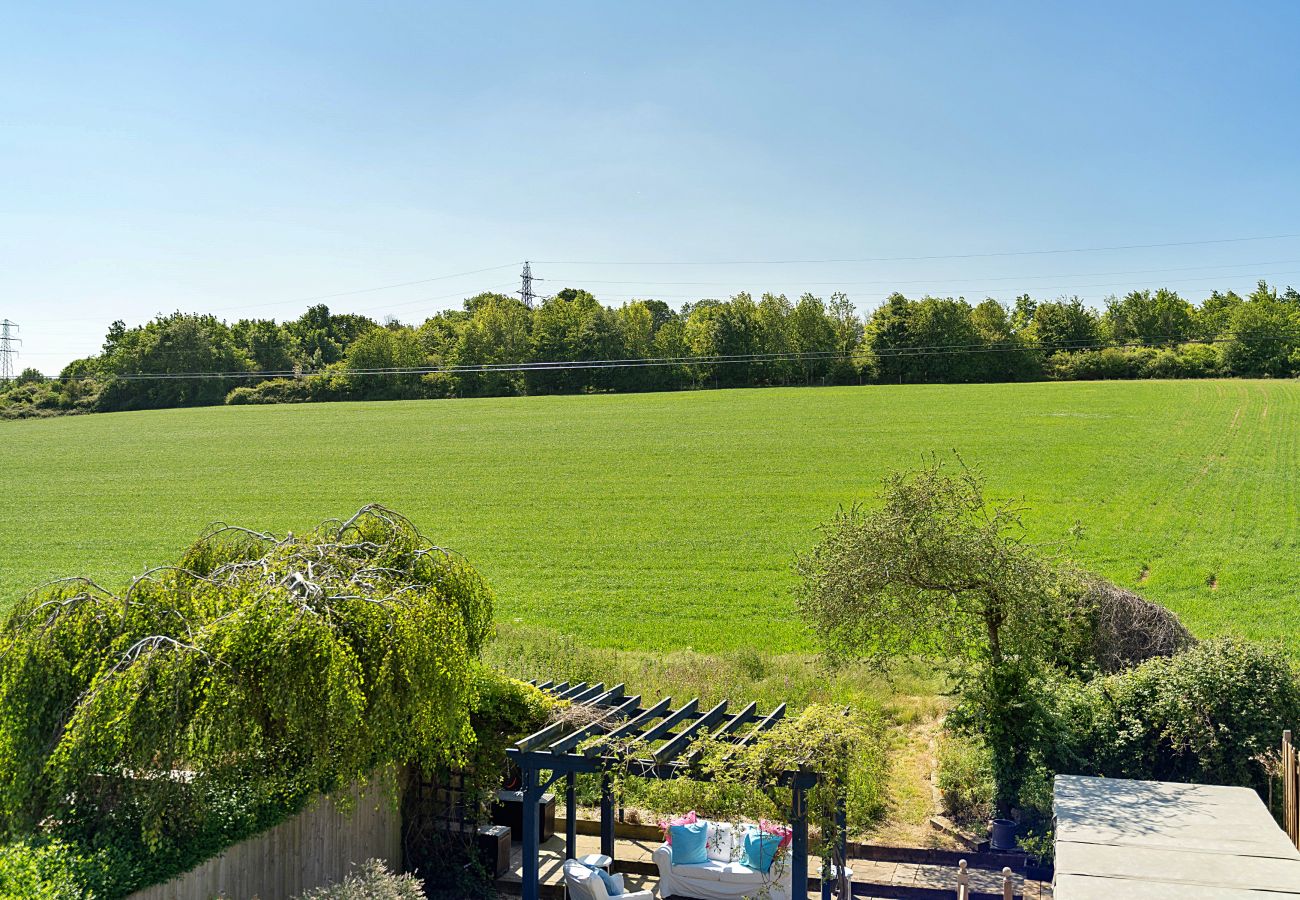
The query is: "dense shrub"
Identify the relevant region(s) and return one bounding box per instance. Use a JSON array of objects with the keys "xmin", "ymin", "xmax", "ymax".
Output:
[
  {"xmin": 0, "ymin": 837, "xmax": 116, "ymax": 900},
  {"xmin": 294, "ymin": 859, "xmax": 423, "ymax": 900},
  {"xmin": 936, "ymin": 732, "xmax": 994, "ymax": 826},
  {"xmin": 0, "ymin": 379, "xmax": 99, "ymax": 419},
  {"xmin": 1141, "ymin": 343, "xmax": 1223, "ymax": 379},
  {"xmin": 1047, "ymin": 639, "xmax": 1300, "ymax": 792},
  {"xmin": 225, "ymin": 375, "xmax": 333, "ymax": 405},
  {"xmin": 1047, "ymin": 346, "xmax": 1156, "ymax": 380}
]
